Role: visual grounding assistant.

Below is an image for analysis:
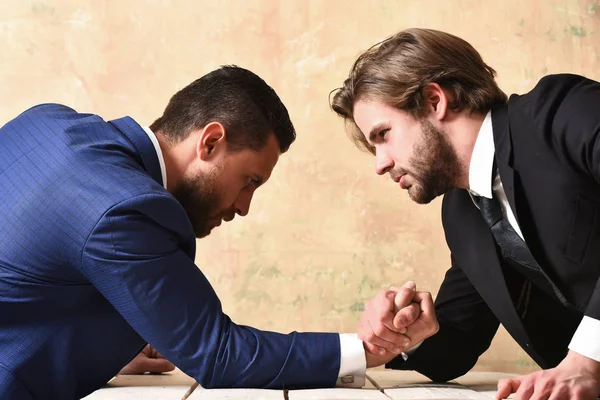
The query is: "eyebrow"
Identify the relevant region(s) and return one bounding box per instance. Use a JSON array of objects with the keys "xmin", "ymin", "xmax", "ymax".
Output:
[{"xmin": 368, "ymin": 122, "xmax": 389, "ymax": 144}]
